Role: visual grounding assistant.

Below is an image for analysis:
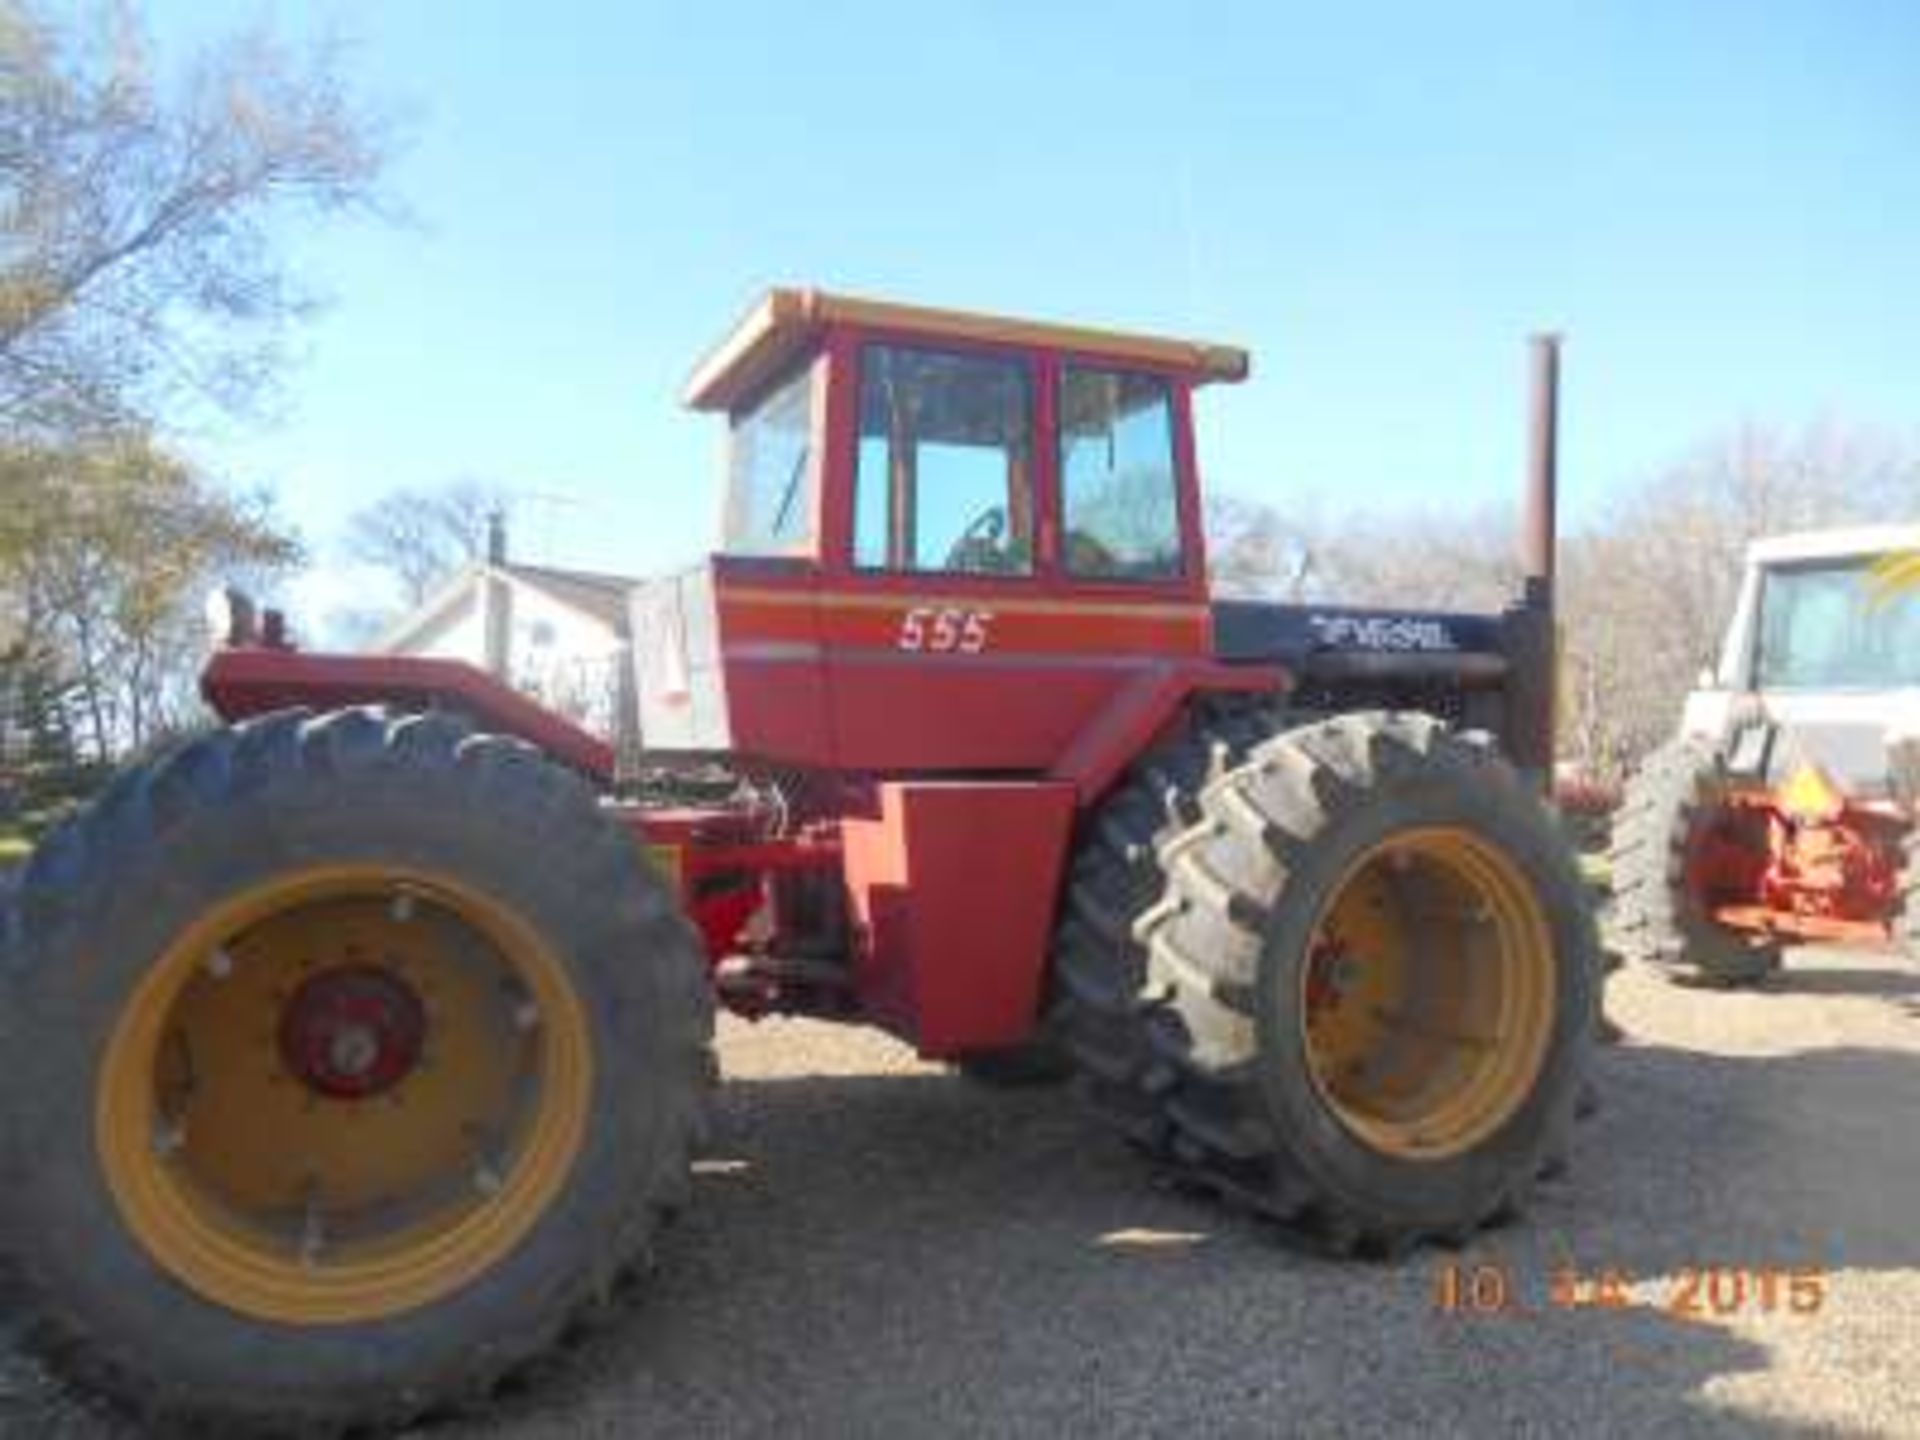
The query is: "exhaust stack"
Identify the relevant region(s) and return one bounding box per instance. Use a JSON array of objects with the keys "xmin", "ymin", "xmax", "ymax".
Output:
[
  {"xmin": 1506, "ymin": 333, "xmax": 1562, "ymax": 788},
  {"xmin": 1523, "ymin": 333, "xmax": 1561, "ymax": 597}
]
